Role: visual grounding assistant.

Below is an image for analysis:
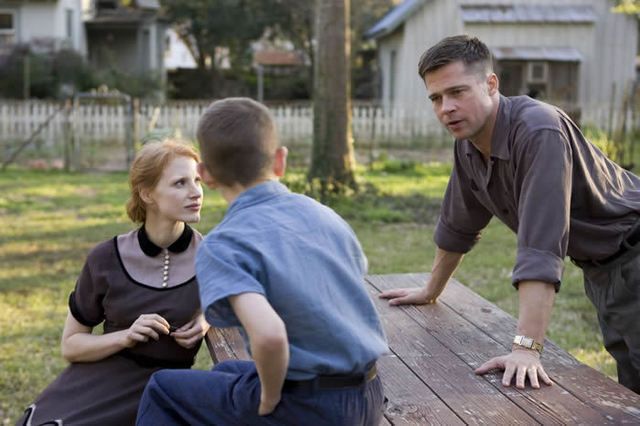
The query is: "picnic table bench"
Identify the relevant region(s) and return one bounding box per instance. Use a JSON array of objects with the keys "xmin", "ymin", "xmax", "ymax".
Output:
[{"xmin": 205, "ymin": 273, "xmax": 640, "ymax": 424}]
